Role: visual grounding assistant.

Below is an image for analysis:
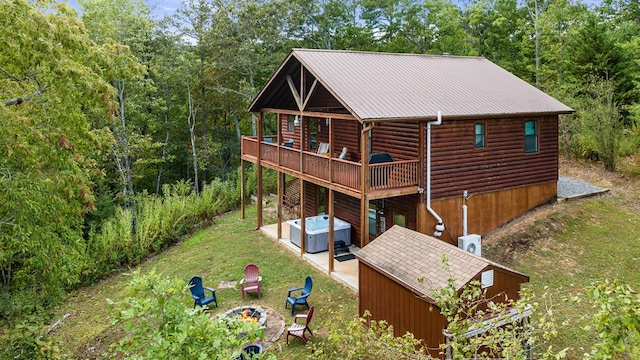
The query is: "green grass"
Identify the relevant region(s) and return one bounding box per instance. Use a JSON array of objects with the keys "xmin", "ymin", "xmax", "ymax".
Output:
[
  {"xmin": 51, "ymin": 176, "xmax": 640, "ymax": 359},
  {"xmin": 50, "ymin": 206, "xmax": 357, "ymax": 359},
  {"xmin": 484, "ymin": 196, "xmax": 640, "ymax": 359}
]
